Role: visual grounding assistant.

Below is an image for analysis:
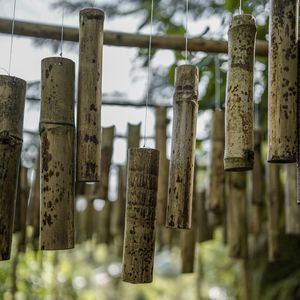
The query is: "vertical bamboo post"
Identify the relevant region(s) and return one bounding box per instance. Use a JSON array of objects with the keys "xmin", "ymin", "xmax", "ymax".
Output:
[
  {"xmin": 166, "ymin": 65, "xmax": 199, "ymax": 229},
  {"xmin": 227, "ymin": 172, "xmax": 248, "ymax": 259},
  {"xmin": 198, "ymin": 189, "xmax": 213, "ymax": 243},
  {"xmin": 224, "ymin": 15, "xmax": 256, "ymax": 171},
  {"xmin": 297, "ymin": 38, "xmax": 300, "ymax": 204},
  {"xmin": 208, "ymin": 110, "xmax": 225, "ymax": 212},
  {"xmin": 268, "ymin": 0, "xmax": 298, "ymax": 162},
  {"xmin": 40, "ymin": 57, "xmax": 75, "ymax": 250},
  {"xmin": 0, "ymin": 75, "xmax": 26, "ymax": 260},
  {"xmin": 77, "ymin": 8, "xmax": 104, "ymax": 182},
  {"xmin": 266, "ymin": 163, "xmax": 281, "ymax": 261},
  {"xmin": 122, "ymin": 148, "xmax": 159, "ymax": 283},
  {"xmin": 285, "ymin": 164, "xmax": 300, "ymax": 234}
]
